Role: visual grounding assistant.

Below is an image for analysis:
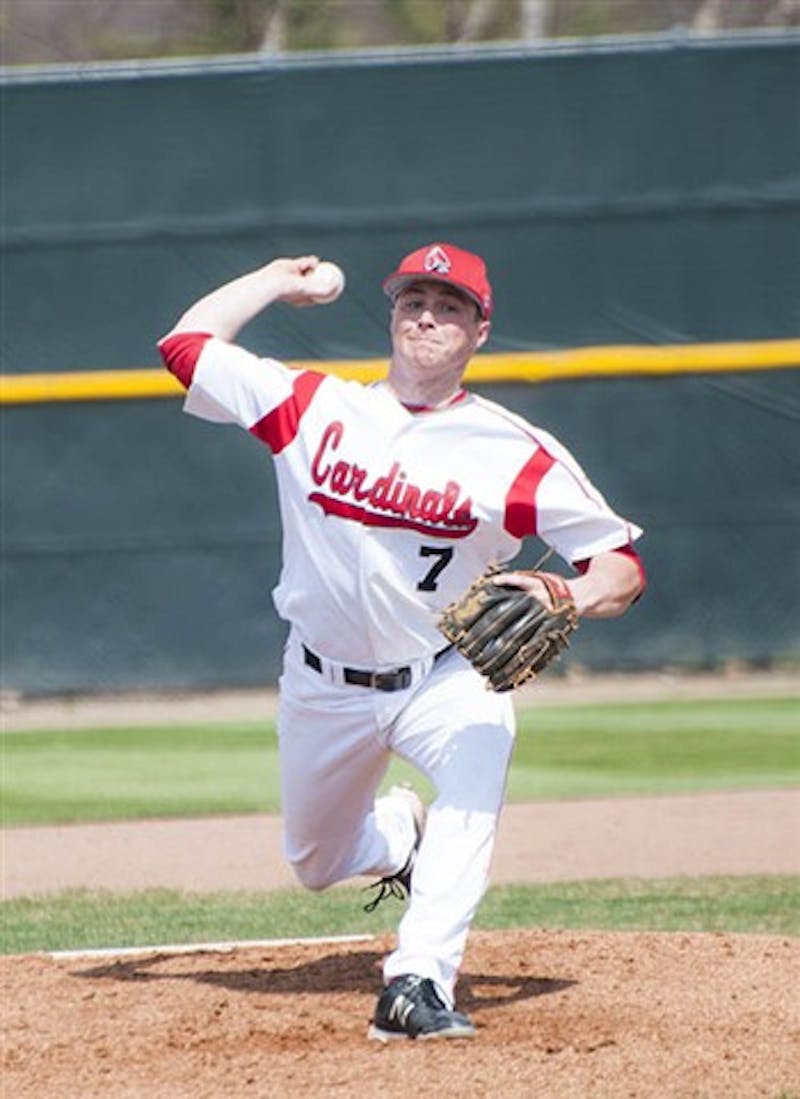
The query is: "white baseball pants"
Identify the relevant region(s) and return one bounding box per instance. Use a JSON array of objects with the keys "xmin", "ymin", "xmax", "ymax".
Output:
[{"xmin": 277, "ymin": 630, "xmax": 516, "ymax": 1002}]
